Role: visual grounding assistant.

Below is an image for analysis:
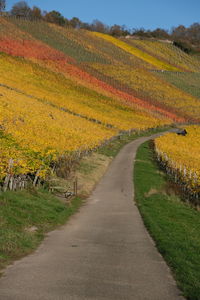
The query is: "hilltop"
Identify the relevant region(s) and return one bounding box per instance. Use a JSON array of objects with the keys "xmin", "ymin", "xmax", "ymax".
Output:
[{"xmin": 0, "ymin": 17, "xmax": 200, "ymax": 186}]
